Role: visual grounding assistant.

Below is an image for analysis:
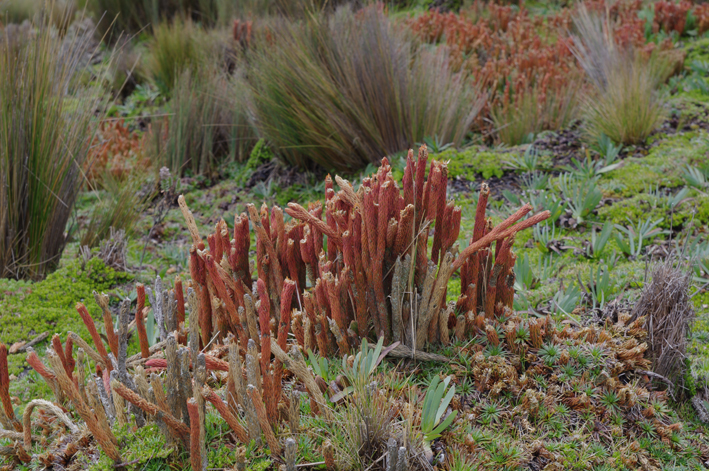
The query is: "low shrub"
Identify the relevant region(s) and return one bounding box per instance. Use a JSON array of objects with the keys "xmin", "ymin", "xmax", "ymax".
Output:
[
  {"xmin": 0, "ymin": 20, "xmax": 103, "ymax": 279},
  {"xmin": 248, "ymin": 6, "xmax": 482, "ymax": 172}
]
